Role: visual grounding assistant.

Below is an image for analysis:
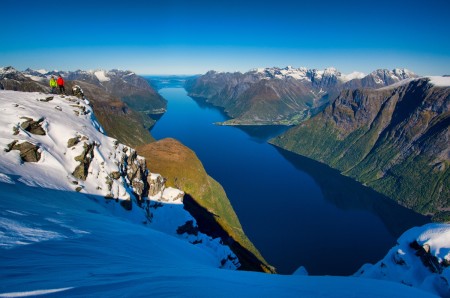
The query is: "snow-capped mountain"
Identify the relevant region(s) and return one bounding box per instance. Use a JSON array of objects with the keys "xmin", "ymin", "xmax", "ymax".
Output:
[
  {"xmin": 185, "ymin": 67, "xmax": 418, "ymax": 125},
  {"xmin": 0, "ymin": 88, "xmax": 439, "ymax": 297},
  {"xmin": 0, "ymin": 66, "xmax": 48, "ymax": 93},
  {"xmin": 343, "ymin": 68, "xmax": 418, "ymax": 89},
  {"xmin": 250, "ymin": 66, "xmax": 366, "ymax": 85}
]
